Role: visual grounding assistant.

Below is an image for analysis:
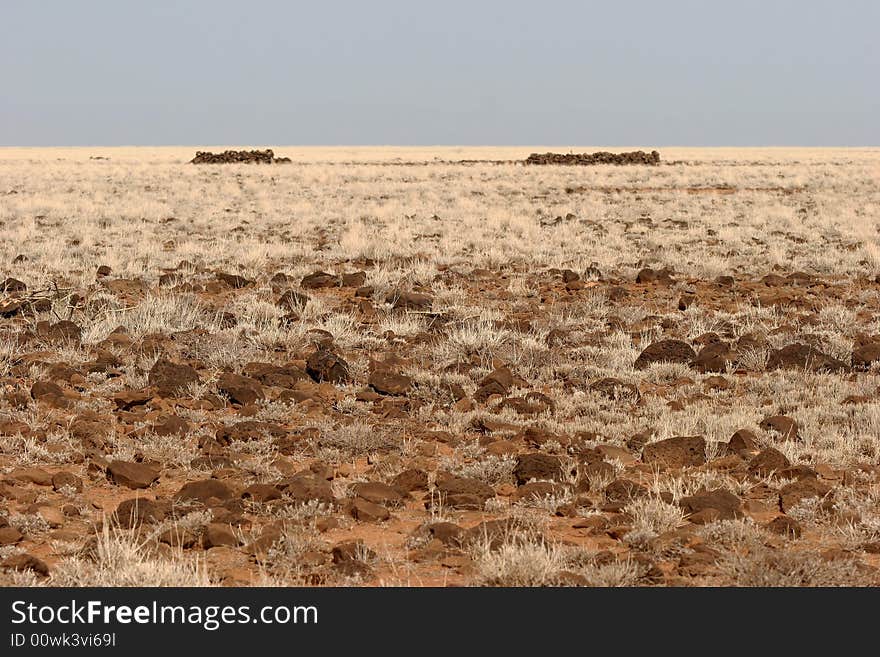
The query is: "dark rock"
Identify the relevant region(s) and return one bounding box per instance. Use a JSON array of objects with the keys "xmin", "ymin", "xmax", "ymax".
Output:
[
  {"xmin": 217, "ymin": 372, "xmax": 265, "ymax": 406},
  {"xmin": 634, "ymin": 340, "xmax": 696, "ymax": 369},
  {"xmin": 852, "ymin": 343, "xmax": 880, "ymax": 371},
  {"xmin": 215, "ymin": 272, "xmax": 254, "ymax": 289},
  {"xmin": 107, "ymin": 460, "xmax": 159, "ymax": 489},
  {"xmin": 306, "ymin": 349, "xmax": 350, "ymax": 383},
  {"xmin": 779, "ymin": 478, "xmax": 831, "ymax": 513},
  {"xmin": 642, "ymin": 436, "xmax": 707, "ymax": 468},
  {"xmin": 766, "ymin": 515, "xmax": 802, "ymax": 538},
  {"xmin": 767, "ymin": 343, "xmax": 849, "ymax": 373},
  {"xmin": 748, "ymin": 448, "xmax": 791, "ymax": 476},
  {"xmin": 148, "ymin": 359, "xmax": 201, "ymax": 397},
  {"xmin": 760, "ymin": 415, "xmax": 799, "ymax": 441},
  {"xmin": 679, "ymin": 489, "xmax": 742, "ymax": 521},
  {"xmin": 692, "ymin": 342, "xmax": 738, "ymax": 373},
  {"xmin": 368, "ymin": 370, "xmax": 413, "ymax": 396},
  {"xmin": 276, "ymin": 290, "xmax": 309, "ymax": 311},
  {"xmin": 589, "ymin": 378, "xmax": 640, "ymax": 401},
  {"xmin": 301, "ymin": 271, "xmax": 339, "ymax": 289},
  {"xmin": 514, "ymin": 454, "xmax": 565, "ymax": 485},
  {"xmin": 115, "ymin": 498, "xmax": 167, "ymax": 528},
  {"xmin": 175, "ymin": 479, "xmax": 236, "ymax": 503}
]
